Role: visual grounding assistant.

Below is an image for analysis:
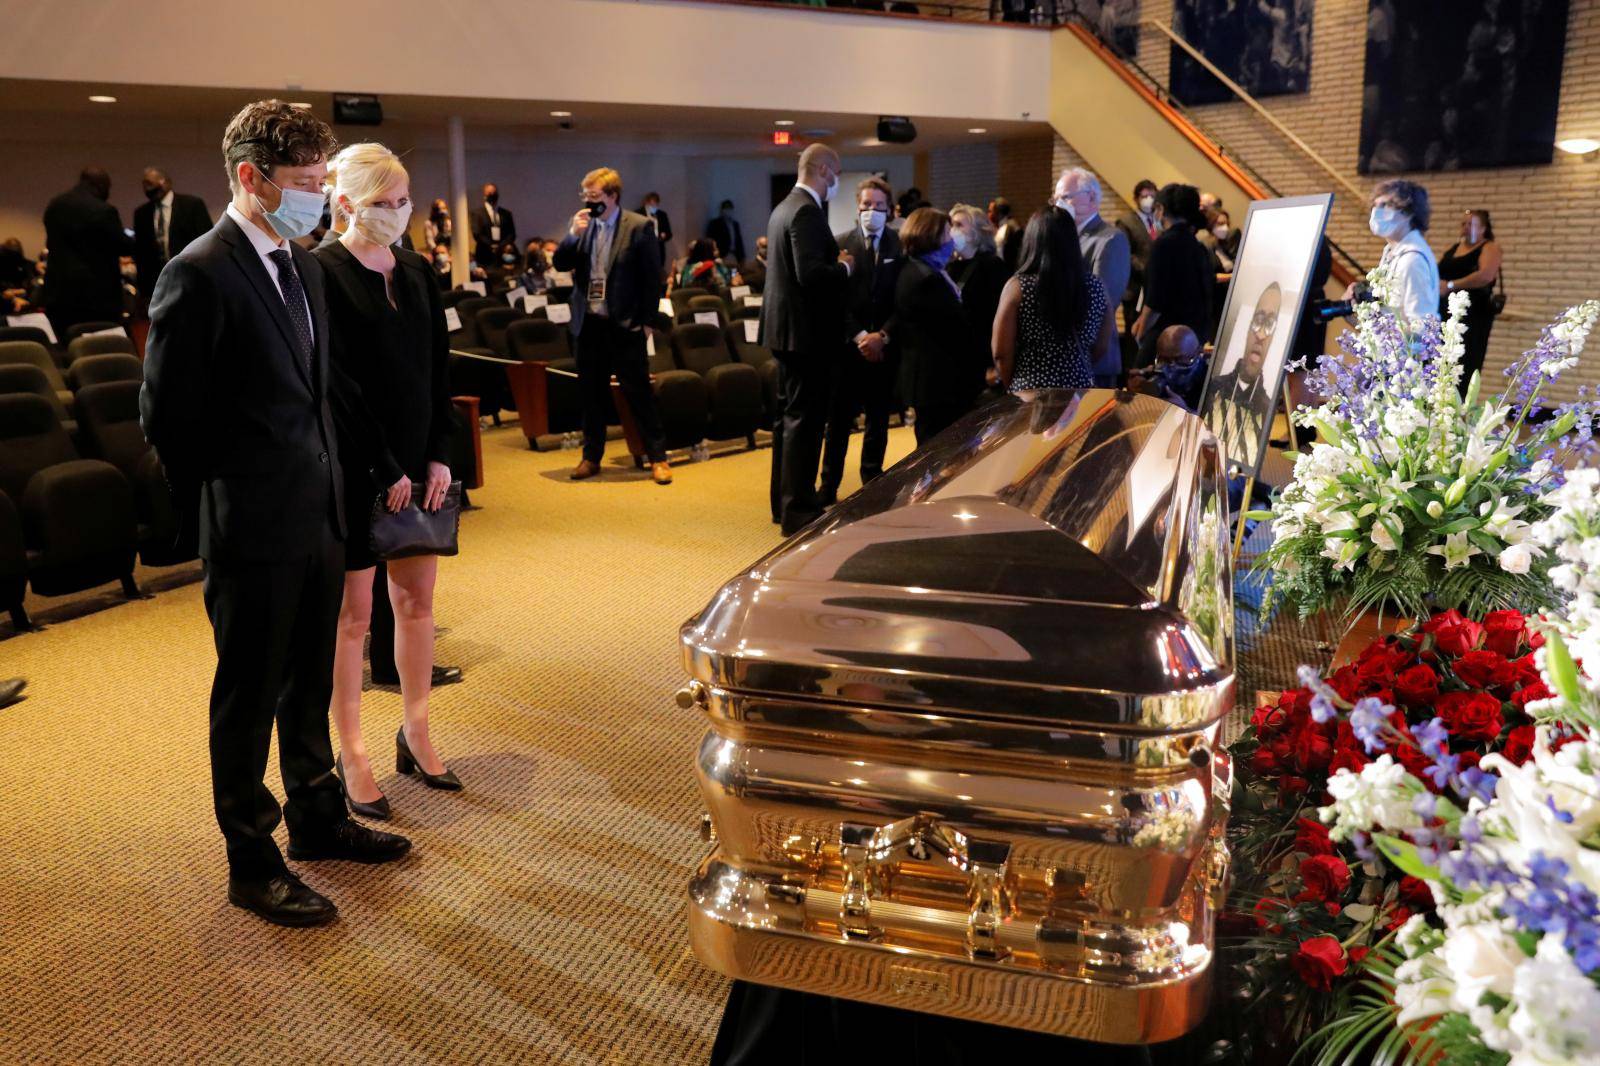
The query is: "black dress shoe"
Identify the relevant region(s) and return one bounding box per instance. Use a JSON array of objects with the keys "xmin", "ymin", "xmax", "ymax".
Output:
[
  {"xmin": 288, "ymin": 818, "xmax": 412, "ymax": 864},
  {"xmin": 397, "ymin": 727, "xmax": 463, "ymax": 791},
  {"xmin": 227, "ymin": 871, "xmax": 337, "ymax": 927},
  {"xmin": 370, "ymin": 664, "xmax": 463, "ymax": 688},
  {"xmin": 336, "ymin": 754, "xmax": 391, "ymax": 821}
]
